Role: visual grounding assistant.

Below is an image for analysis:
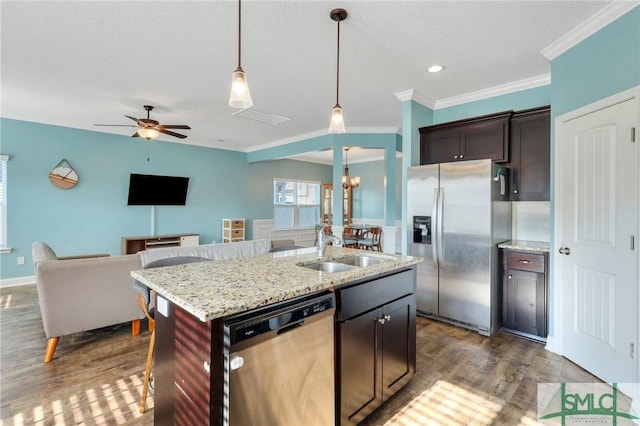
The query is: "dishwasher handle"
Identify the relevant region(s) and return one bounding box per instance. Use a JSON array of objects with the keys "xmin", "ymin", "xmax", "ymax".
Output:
[{"xmin": 277, "ymin": 320, "xmax": 305, "ymax": 335}]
